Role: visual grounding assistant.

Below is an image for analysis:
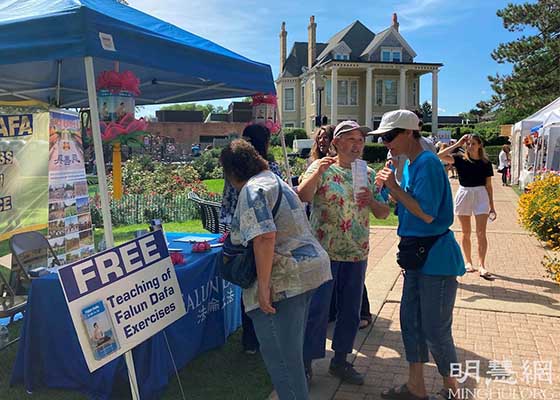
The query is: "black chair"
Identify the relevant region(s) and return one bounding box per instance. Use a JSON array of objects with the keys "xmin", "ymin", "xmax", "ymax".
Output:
[
  {"xmin": 187, "ymin": 192, "xmax": 228, "ymax": 234},
  {"xmin": 9, "ymin": 231, "xmax": 61, "ymax": 295},
  {"xmin": 0, "ymin": 264, "xmax": 27, "ymax": 349}
]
